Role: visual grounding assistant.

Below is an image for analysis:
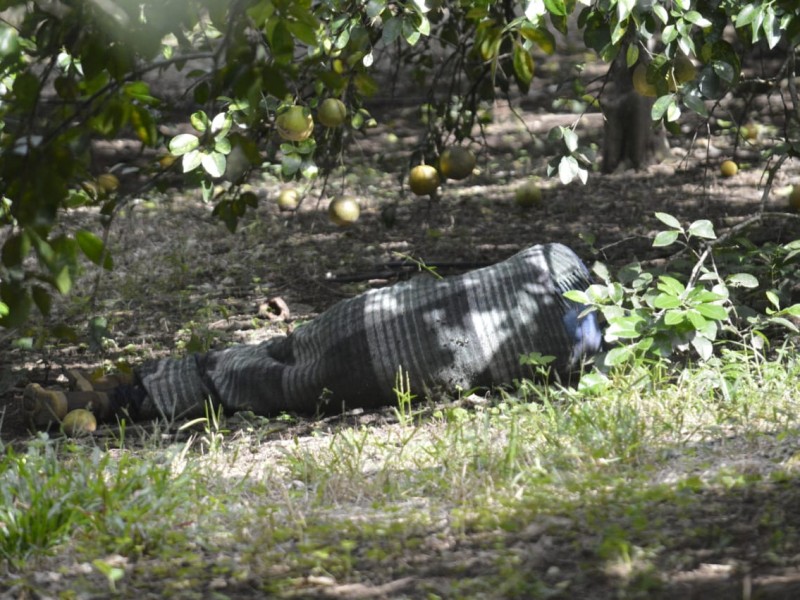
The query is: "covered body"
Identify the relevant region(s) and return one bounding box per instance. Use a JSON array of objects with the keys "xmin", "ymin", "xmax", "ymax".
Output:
[{"xmin": 134, "ymin": 243, "xmax": 603, "ymax": 420}]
